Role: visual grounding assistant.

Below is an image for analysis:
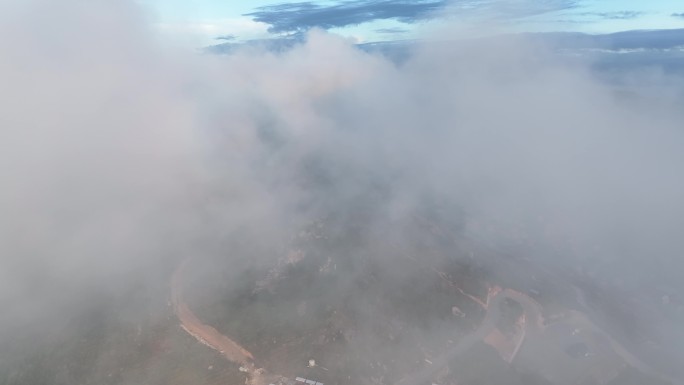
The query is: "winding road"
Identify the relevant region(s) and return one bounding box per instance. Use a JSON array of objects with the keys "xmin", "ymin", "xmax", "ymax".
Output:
[
  {"xmin": 395, "ymin": 286, "xmax": 542, "ymax": 385},
  {"xmin": 171, "ymin": 257, "xmax": 680, "ymax": 385},
  {"xmin": 171, "ymin": 259, "xmax": 255, "ymax": 367}
]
